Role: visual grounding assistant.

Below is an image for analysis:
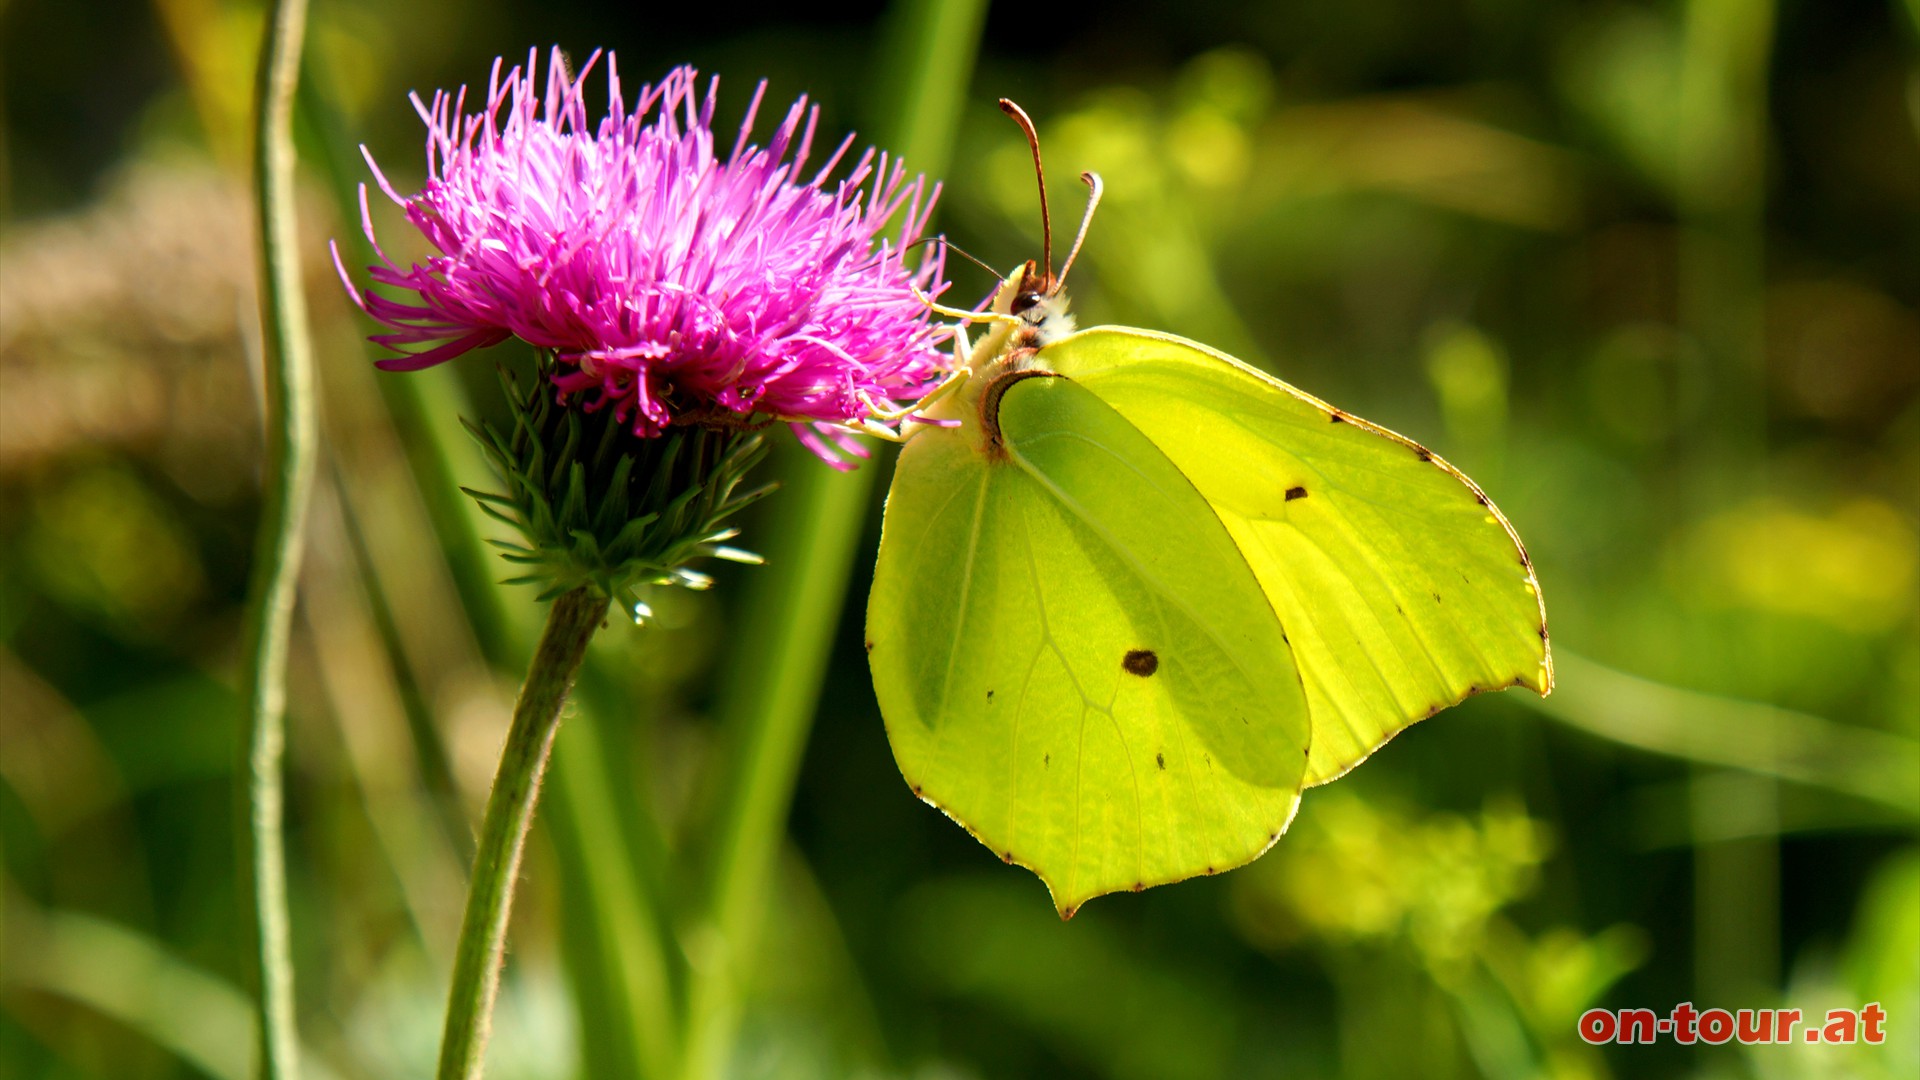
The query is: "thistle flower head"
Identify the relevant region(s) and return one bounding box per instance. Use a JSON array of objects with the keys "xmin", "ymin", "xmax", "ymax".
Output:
[{"xmin": 335, "ymin": 48, "xmax": 952, "ymax": 466}]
